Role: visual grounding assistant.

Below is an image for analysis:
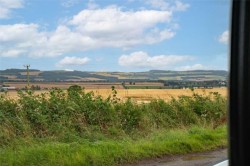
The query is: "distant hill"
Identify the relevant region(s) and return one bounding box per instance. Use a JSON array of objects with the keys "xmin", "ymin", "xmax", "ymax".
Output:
[{"xmin": 0, "ymin": 69, "xmax": 228, "ymax": 83}]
